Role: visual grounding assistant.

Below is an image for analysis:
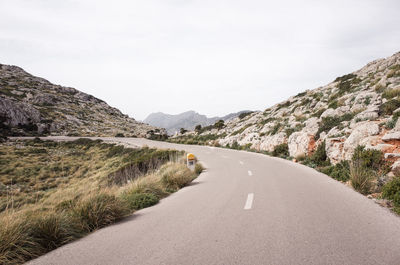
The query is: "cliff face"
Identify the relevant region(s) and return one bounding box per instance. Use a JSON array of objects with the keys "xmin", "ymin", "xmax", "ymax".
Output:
[
  {"xmin": 0, "ymin": 64, "xmax": 164, "ymax": 137},
  {"xmin": 179, "ymin": 52, "xmax": 400, "ymax": 166}
]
